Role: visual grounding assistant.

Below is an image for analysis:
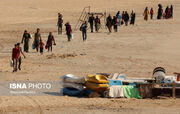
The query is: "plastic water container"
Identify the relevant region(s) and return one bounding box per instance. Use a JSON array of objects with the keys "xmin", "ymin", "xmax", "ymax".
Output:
[
  {"xmin": 109, "ymin": 80, "xmax": 123, "ymax": 87},
  {"xmin": 117, "ymin": 74, "xmax": 126, "ymax": 80}
]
